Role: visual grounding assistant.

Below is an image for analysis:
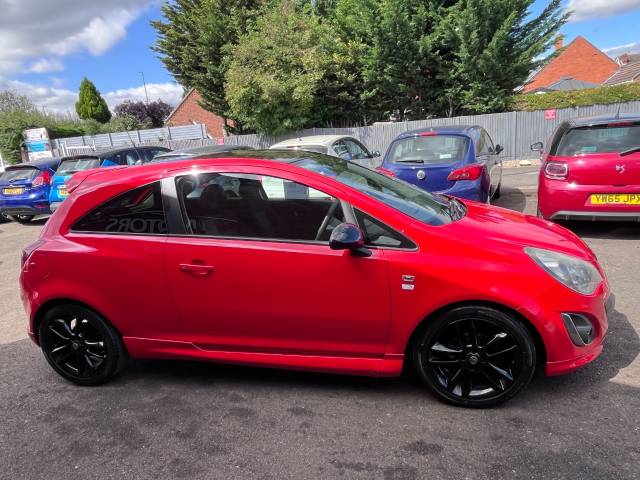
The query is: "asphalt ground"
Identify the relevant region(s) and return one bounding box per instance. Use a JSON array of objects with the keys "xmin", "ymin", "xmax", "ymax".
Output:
[{"xmin": 1, "ymin": 167, "xmax": 638, "ymax": 479}]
